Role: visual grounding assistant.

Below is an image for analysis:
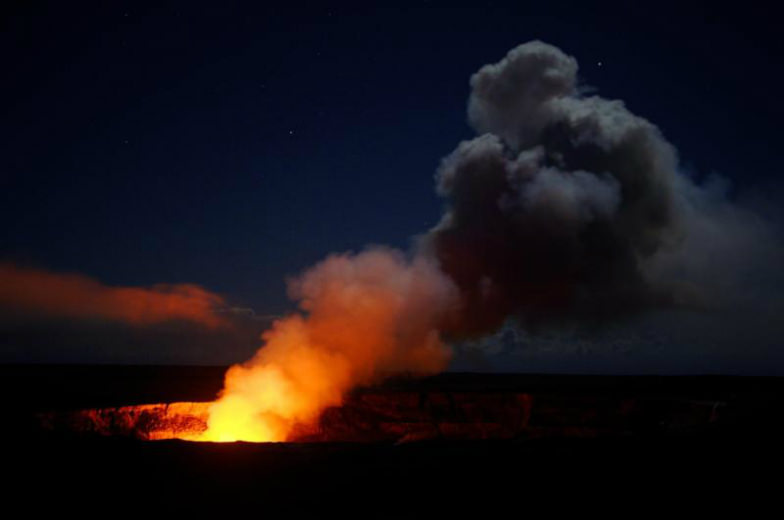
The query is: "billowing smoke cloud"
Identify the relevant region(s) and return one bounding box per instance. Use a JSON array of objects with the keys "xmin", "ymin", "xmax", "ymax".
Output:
[
  {"xmin": 423, "ymin": 40, "xmax": 778, "ymax": 336},
  {"xmin": 0, "ymin": 263, "xmax": 227, "ymax": 328},
  {"xmin": 198, "ymin": 249, "xmax": 457, "ymax": 441},
  {"xmin": 190, "ymin": 40, "xmax": 783, "ymax": 441}
]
